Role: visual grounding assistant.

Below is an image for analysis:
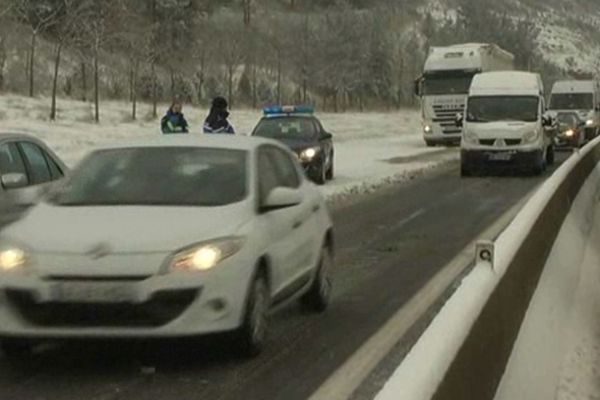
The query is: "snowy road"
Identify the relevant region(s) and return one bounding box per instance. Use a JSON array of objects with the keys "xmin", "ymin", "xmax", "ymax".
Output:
[{"xmin": 0, "ymin": 154, "xmax": 570, "ymax": 400}]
